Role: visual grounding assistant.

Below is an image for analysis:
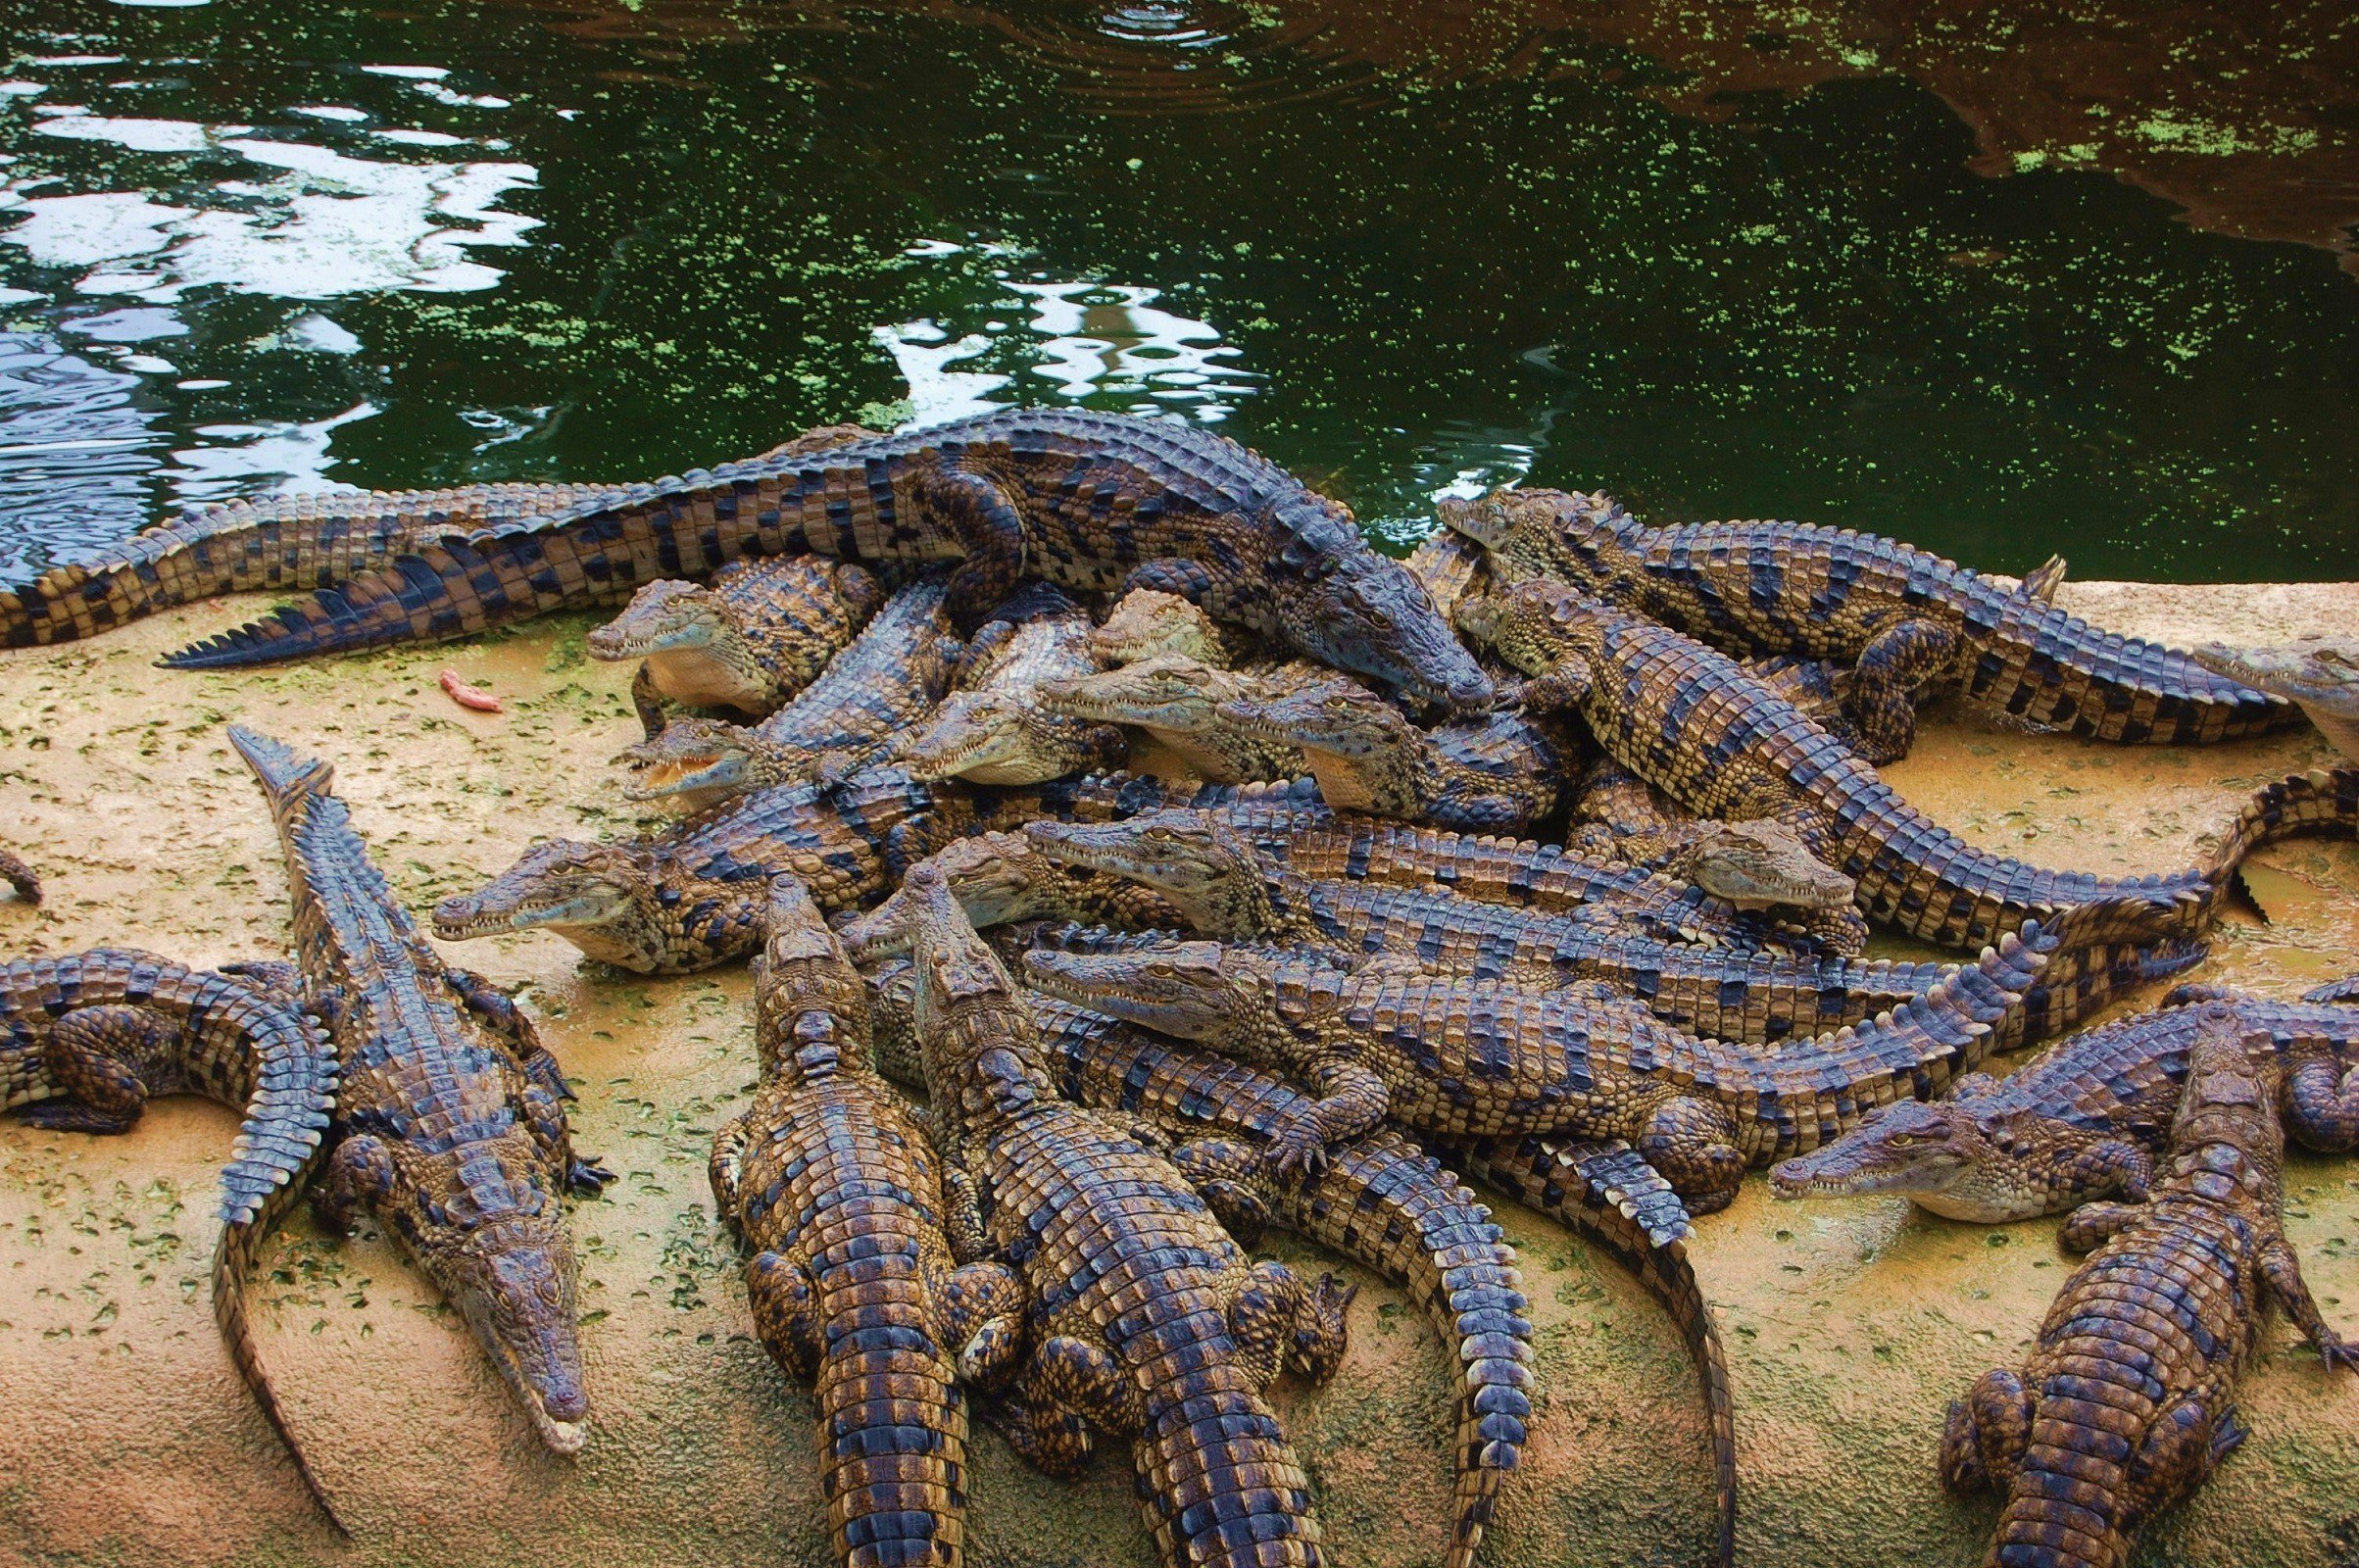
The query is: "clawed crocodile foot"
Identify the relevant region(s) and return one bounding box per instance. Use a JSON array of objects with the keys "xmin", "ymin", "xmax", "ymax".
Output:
[{"xmin": 569, "ymin": 1155, "xmax": 618, "ymax": 1196}]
